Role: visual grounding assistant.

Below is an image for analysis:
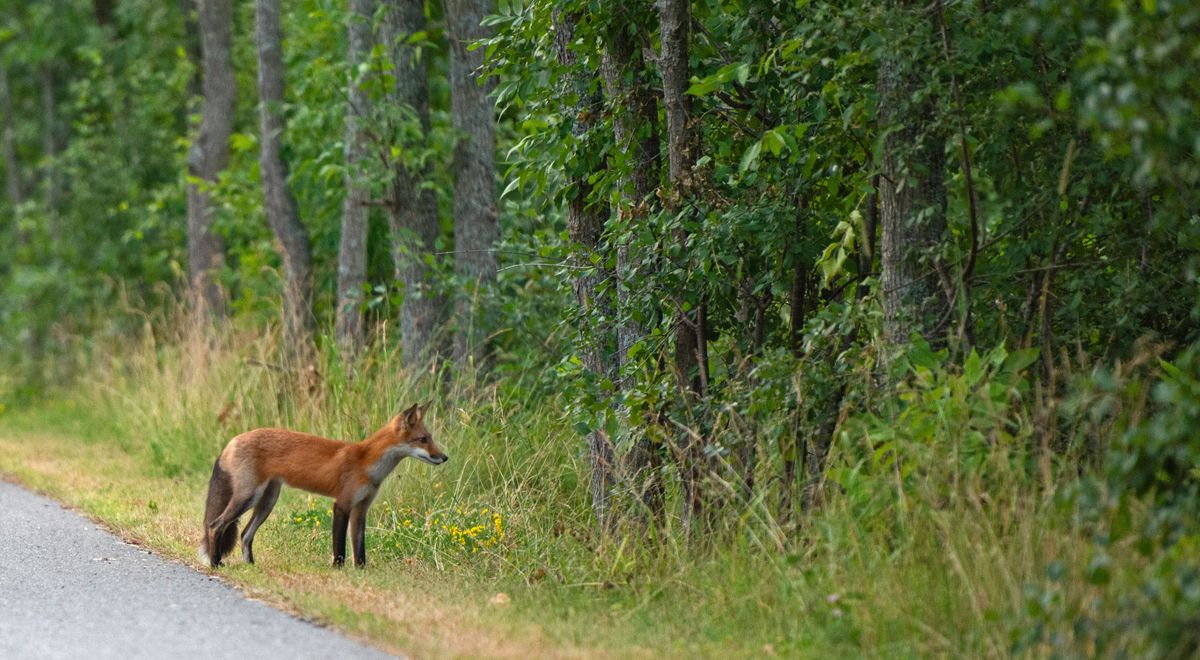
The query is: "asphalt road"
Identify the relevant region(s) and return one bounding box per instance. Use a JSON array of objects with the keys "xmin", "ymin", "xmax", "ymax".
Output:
[{"xmin": 0, "ymin": 479, "xmax": 397, "ymax": 660}]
